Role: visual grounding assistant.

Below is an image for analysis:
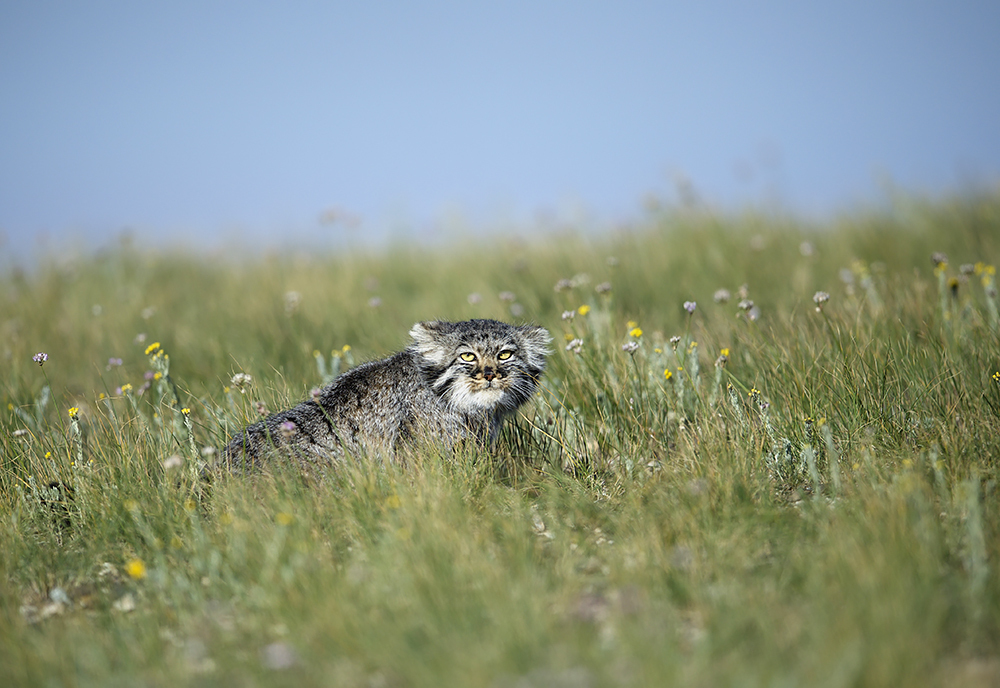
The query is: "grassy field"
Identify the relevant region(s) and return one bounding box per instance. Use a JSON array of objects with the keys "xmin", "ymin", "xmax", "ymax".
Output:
[{"xmin": 2, "ymin": 193, "xmax": 999, "ymax": 687}]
